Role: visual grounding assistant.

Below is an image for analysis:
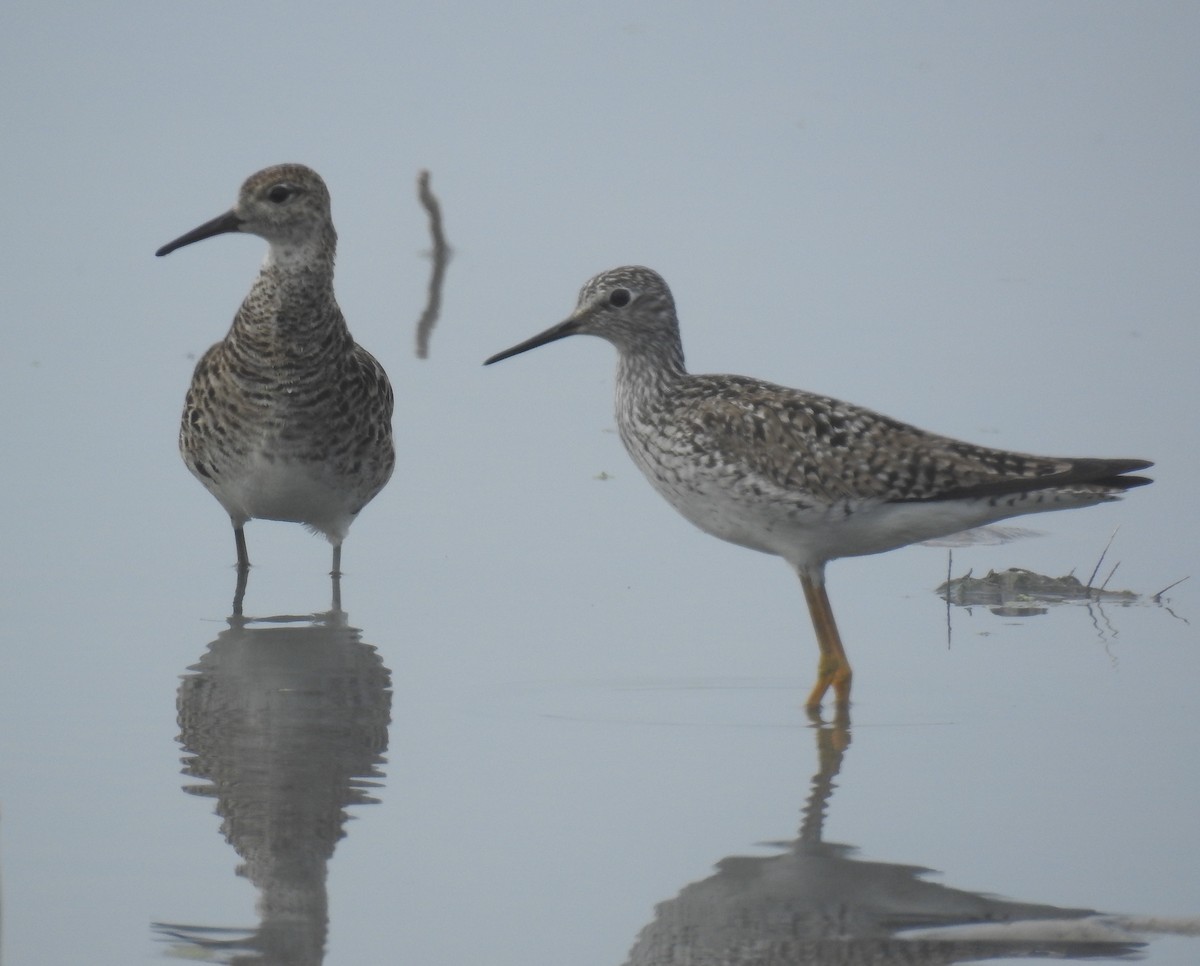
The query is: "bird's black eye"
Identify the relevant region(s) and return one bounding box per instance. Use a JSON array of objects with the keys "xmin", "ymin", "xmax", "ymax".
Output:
[
  {"xmin": 608, "ymin": 288, "xmax": 631, "ymax": 307},
  {"xmin": 267, "ymin": 185, "xmax": 292, "ymax": 203}
]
